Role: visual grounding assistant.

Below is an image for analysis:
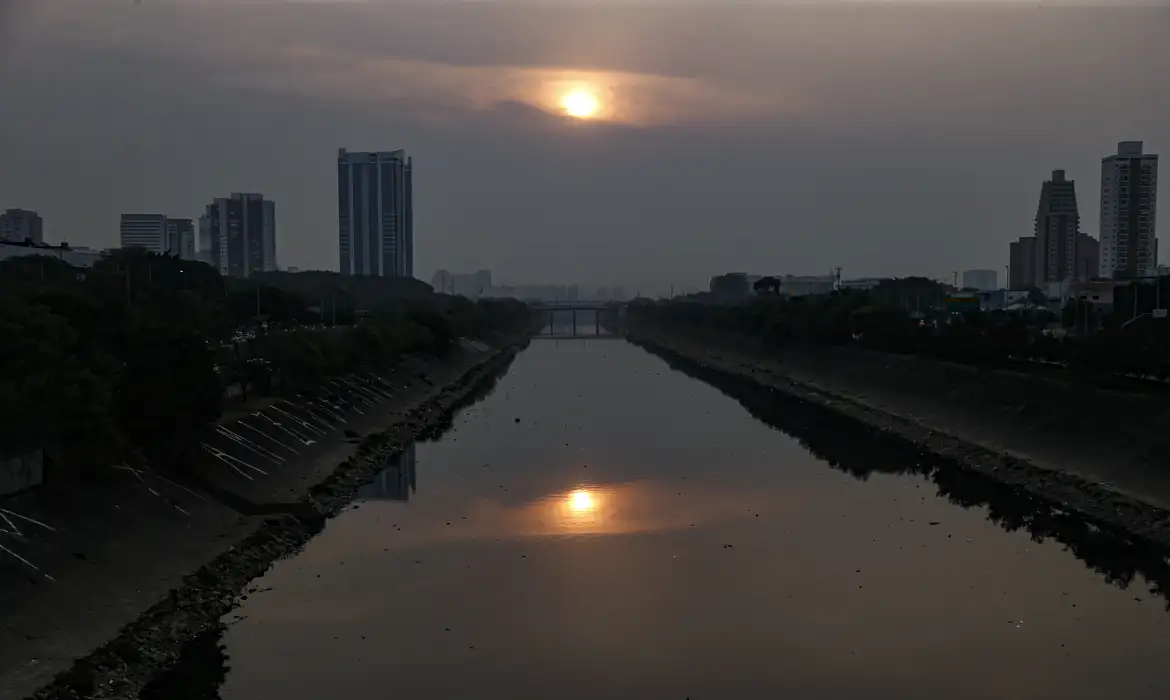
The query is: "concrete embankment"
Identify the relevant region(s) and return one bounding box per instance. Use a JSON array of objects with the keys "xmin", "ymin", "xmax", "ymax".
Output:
[
  {"xmin": 1, "ymin": 335, "xmax": 528, "ymax": 700},
  {"xmin": 627, "ymin": 324, "xmax": 1170, "ymax": 547}
]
